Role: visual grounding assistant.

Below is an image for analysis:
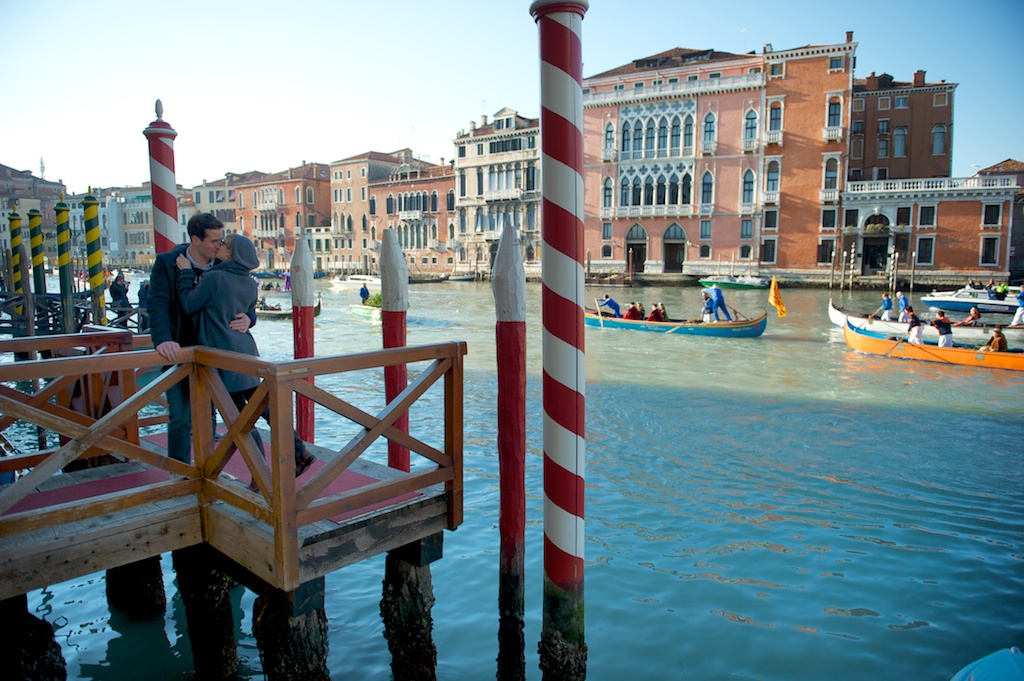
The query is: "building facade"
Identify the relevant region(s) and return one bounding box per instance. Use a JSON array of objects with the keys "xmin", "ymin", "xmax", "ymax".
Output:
[
  {"xmin": 453, "ymin": 108, "xmax": 541, "ymax": 273},
  {"xmin": 1, "ymin": 163, "xmax": 65, "ymax": 270},
  {"xmin": 191, "ymin": 171, "xmax": 269, "ymax": 235}
]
